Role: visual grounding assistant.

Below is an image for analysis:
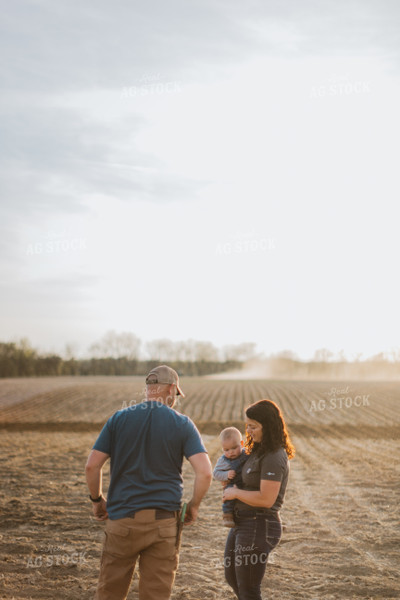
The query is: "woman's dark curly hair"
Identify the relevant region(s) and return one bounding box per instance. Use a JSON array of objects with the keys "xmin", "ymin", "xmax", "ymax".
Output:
[{"xmin": 244, "ymin": 399, "xmax": 295, "ymax": 459}]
